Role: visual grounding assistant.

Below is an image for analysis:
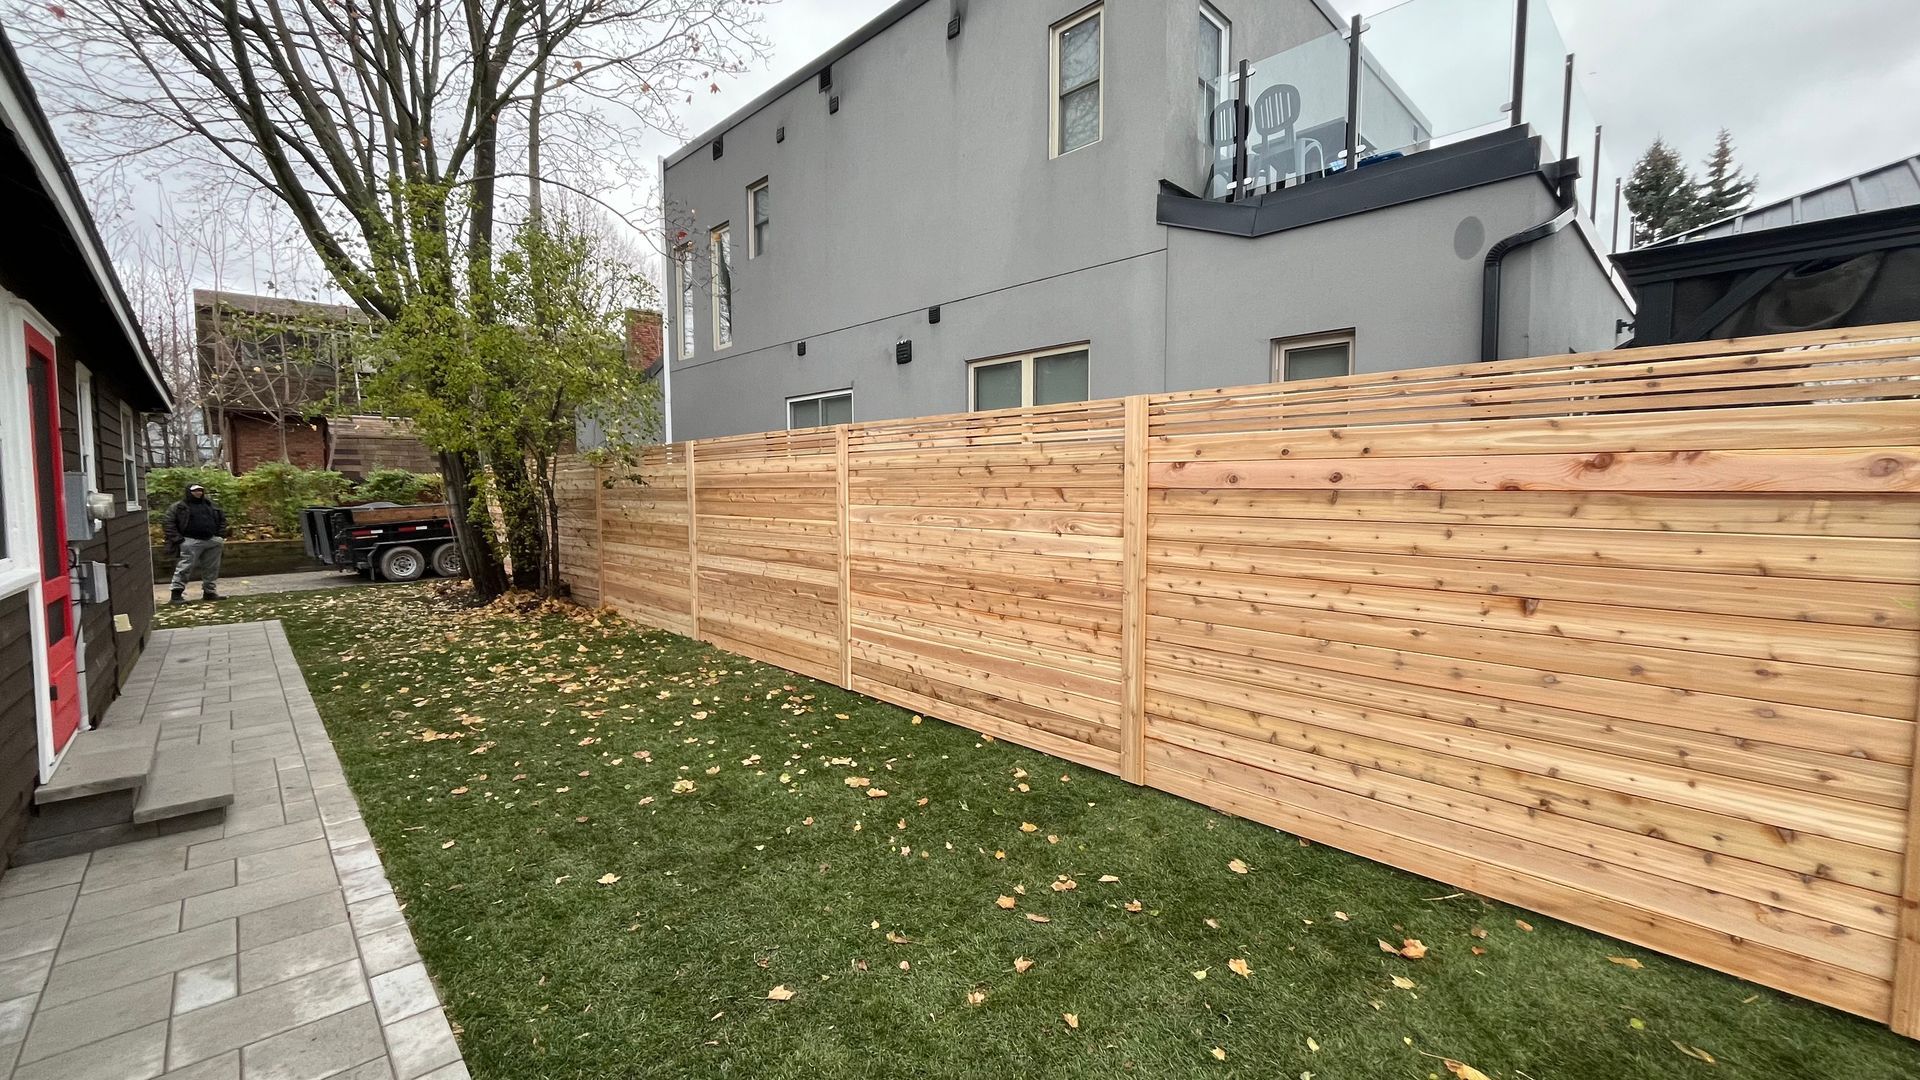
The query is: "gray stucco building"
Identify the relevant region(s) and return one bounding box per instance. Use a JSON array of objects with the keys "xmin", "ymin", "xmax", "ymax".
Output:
[{"xmin": 660, "ymin": 0, "xmax": 1632, "ymax": 440}]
